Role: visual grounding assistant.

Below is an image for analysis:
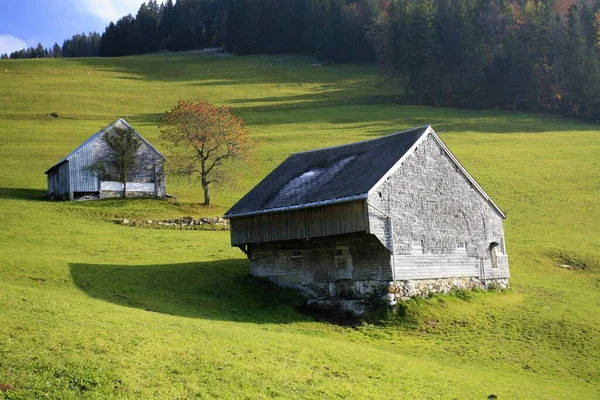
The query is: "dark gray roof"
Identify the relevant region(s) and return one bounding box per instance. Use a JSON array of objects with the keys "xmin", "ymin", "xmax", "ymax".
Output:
[
  {"xmin": 45, "ymin": 119, "xmax": 164, "ymax": 173},
  {"xmin": 224, "ymin": 126, "xmax": 429, "ymax": 218}
]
